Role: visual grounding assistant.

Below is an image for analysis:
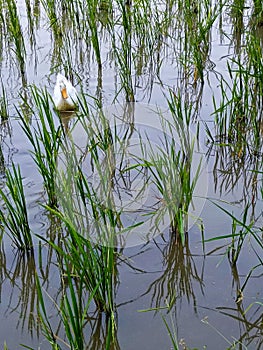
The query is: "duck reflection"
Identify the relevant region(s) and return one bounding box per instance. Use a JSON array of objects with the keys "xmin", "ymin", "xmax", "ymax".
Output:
[{"xmin": 59, "ymin": 110, "xmax": 76, "ymax": 134}]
